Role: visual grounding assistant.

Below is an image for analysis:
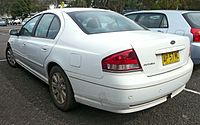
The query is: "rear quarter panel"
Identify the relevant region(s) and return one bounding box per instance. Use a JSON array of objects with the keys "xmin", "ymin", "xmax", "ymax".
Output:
[
  {"xmin": 45, "ymin": 12, "xmax": 132, "ymax": 79},
  {"xmin": 166, "ymin": 12, "xmax": 193, "ymax": 41}
]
